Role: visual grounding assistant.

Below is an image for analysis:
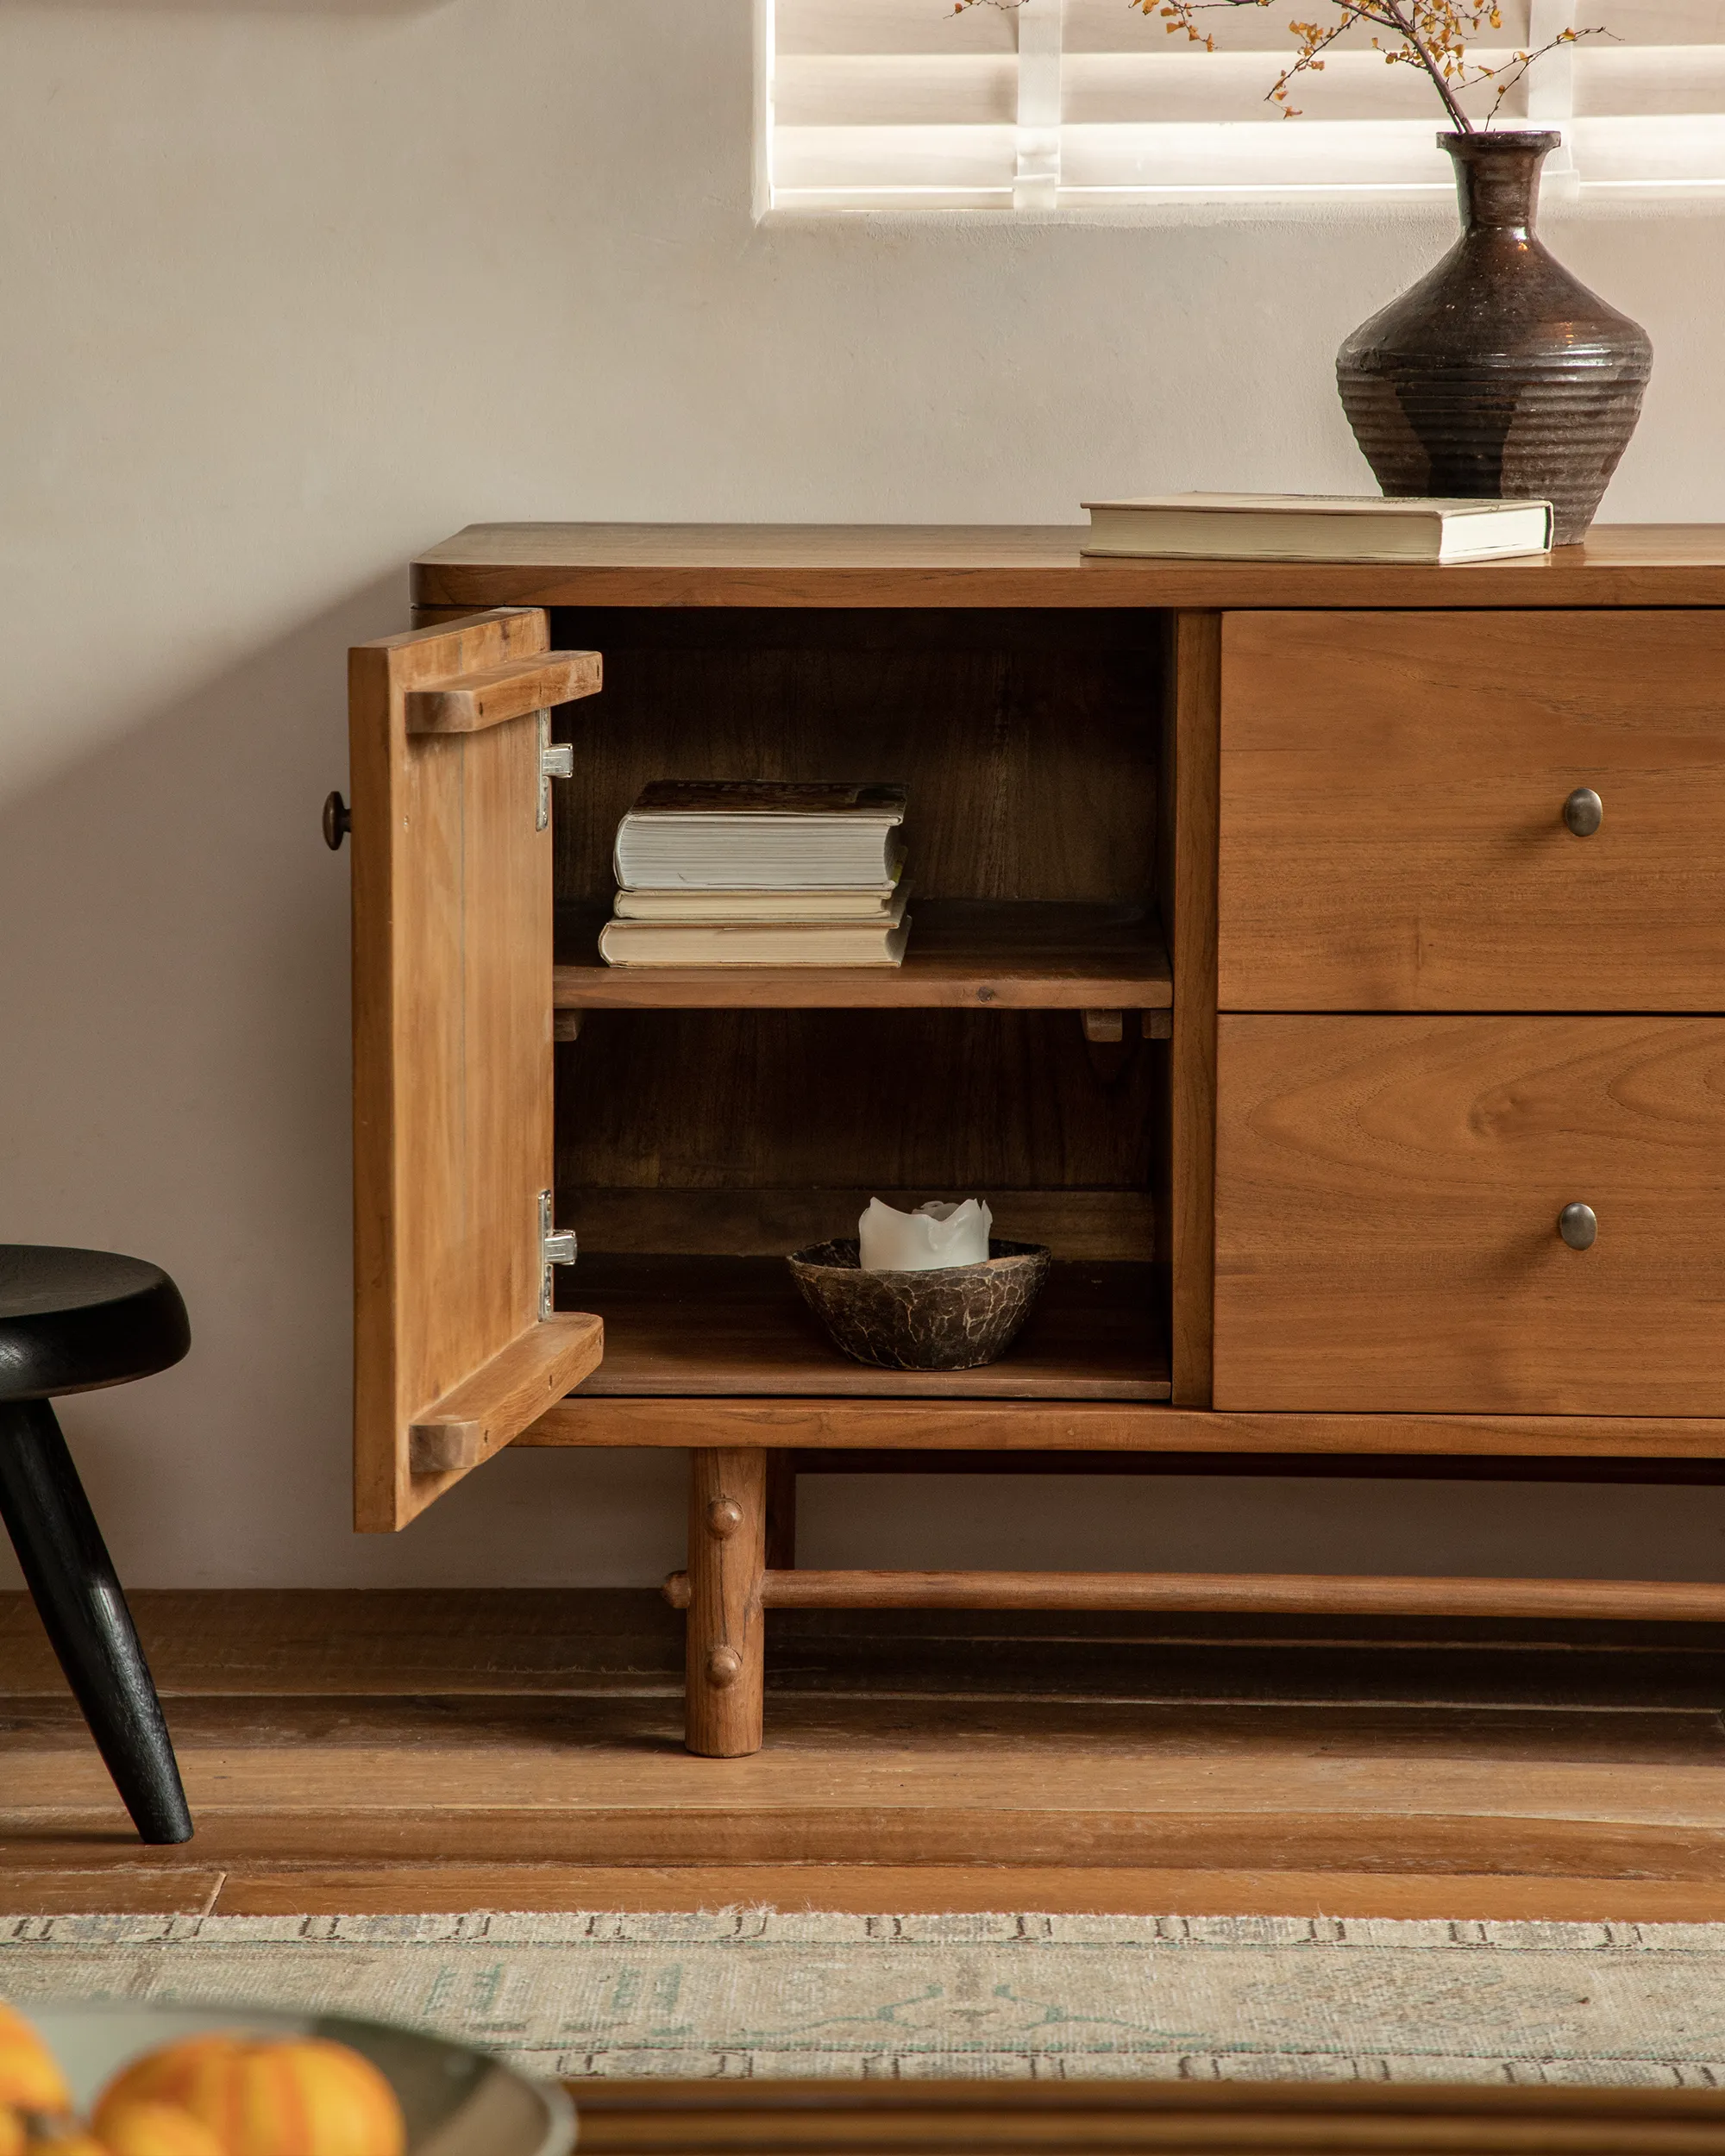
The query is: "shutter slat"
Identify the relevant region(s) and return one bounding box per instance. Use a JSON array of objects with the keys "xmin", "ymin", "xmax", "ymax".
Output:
[
  {"xmin": 1063, "ymin": 51, "xmax": 1528, "ymax": 126},
  {"xmin": 1577, "ymin": 0, "xmax": 1725, "ymax": 41},
  {"xmin": 1570, "ymin": 113, "xmax": 1725, "ymax": 180},
  {"xmin": 1576, "ymin": 48, "xmax": 1725, "ymax": 118},
  {"xmin": 775, "ymin": 0, "xmax": 1013, "ymax": 57},
  {"xmin": 1062, "ymin": 120, "xmax": 1456, "ymax": 191},
  {"xmin": 774, "ymin": 126, "xmax": 1017, "ymax": 200},
  {"xmin": 775, "ymin": 55, "xmax": 1016, "ymax": 128}
]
